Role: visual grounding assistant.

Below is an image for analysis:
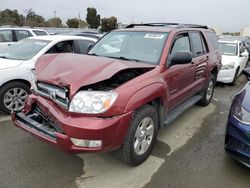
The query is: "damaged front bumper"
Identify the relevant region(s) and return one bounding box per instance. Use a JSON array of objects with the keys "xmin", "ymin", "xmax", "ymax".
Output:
[{"xmin": 11, "ymin": 95, "xmax": 132, "ymax": 154}]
